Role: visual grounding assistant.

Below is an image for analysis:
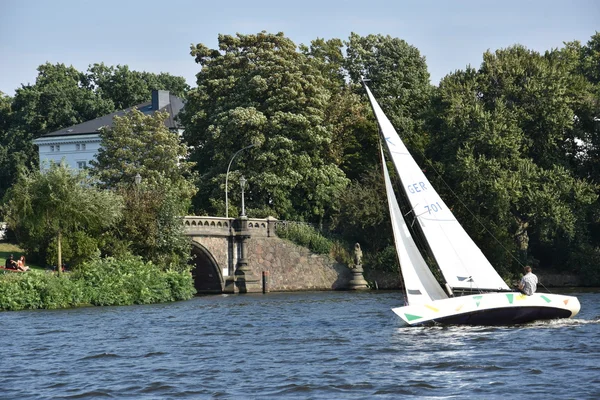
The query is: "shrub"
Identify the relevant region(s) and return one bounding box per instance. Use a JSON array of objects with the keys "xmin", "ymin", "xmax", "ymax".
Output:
[
  {"xmin": 275, "ymin": 222, "xmax": 333, "ymax": 254},
  {"xmin": 0, "ymin": 255, "xmax": 196, "ymax": 311}
]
